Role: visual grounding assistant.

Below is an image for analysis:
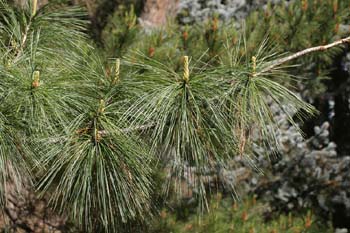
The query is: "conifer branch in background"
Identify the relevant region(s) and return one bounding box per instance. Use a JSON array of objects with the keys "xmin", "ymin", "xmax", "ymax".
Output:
[{"xmin": 256, "ymin": 36, "xmax": 350, "ymax": 76}]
